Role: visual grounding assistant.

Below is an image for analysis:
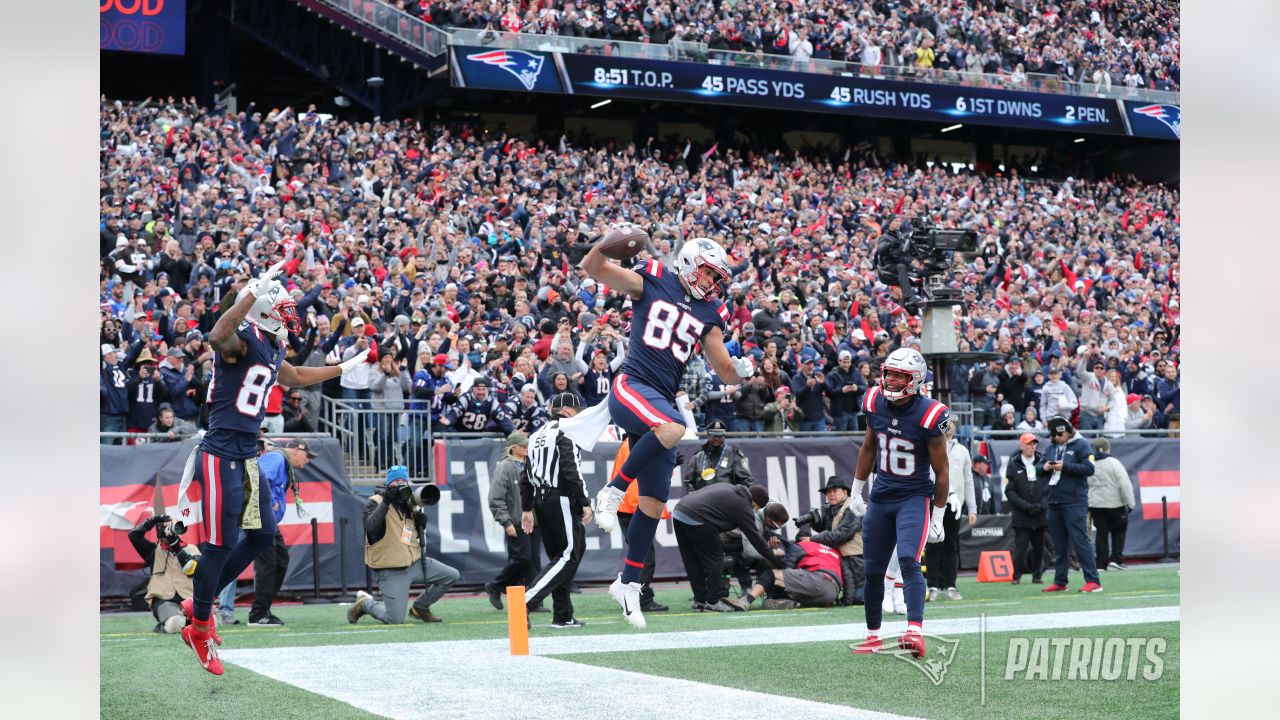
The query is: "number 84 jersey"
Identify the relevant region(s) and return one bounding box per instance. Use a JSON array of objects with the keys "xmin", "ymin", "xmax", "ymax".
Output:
[
  {"xmin": 620, "ymin": 260, "xmax": 728, "ymax": 399},
  {"xmin": 861, "ymin": 385, "xmax": 950, "ymax": 502},
  {"xmin": 201, "ymin": 321, "xmax": 286, "ymax": 459}
]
